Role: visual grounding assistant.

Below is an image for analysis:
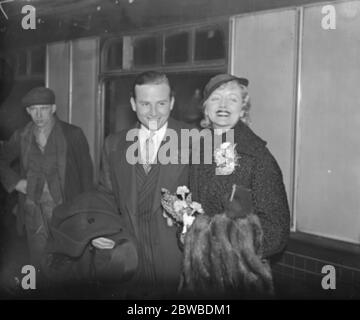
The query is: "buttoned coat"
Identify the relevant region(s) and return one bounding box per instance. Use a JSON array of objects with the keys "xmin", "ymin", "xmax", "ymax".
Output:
[
  {"xmin": 190, "ymin": 120, "xmax": 290, "ymax": 258},
  {"xmin": 98, "ymin": 117, "xmax": 193, "ymax": 294},
  {"xmin": 0, "ymin": 117, "xmax": 94, "ymax": 234}
]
